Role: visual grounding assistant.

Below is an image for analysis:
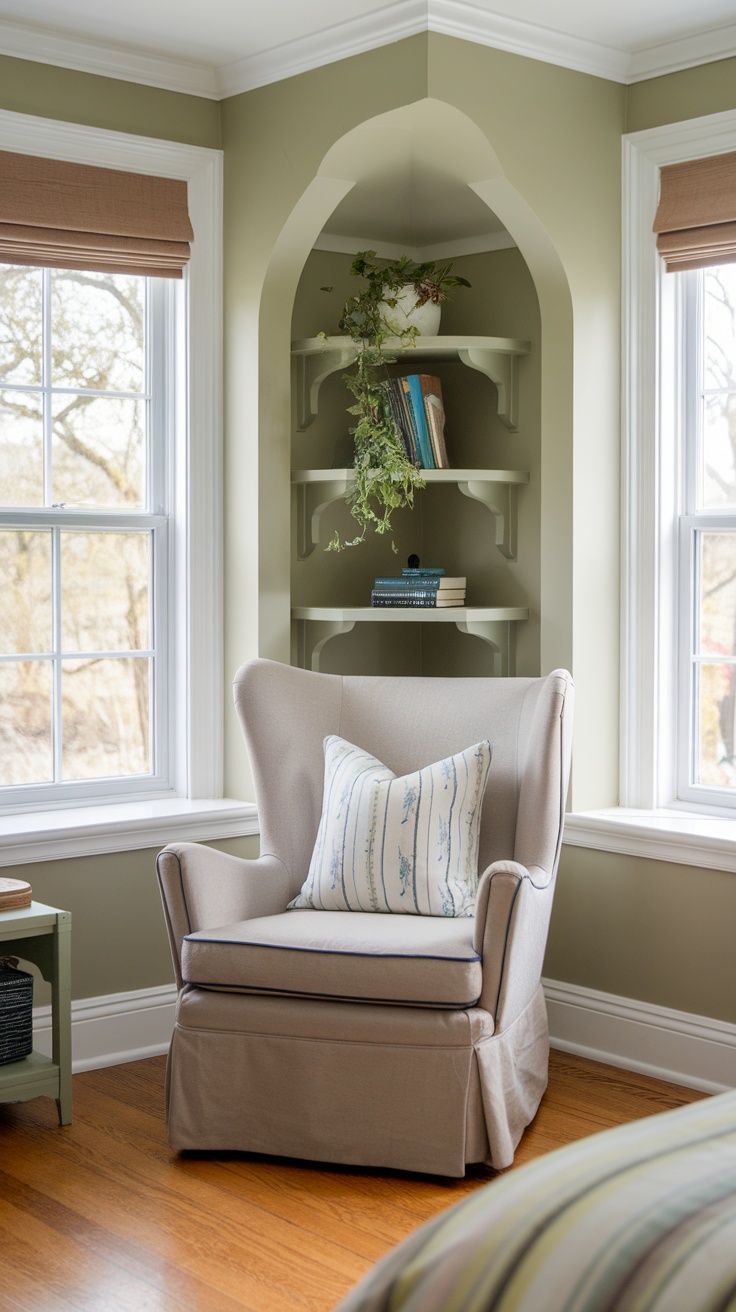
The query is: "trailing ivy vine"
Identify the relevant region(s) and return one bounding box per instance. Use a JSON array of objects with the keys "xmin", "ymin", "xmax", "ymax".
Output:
[{"xmin": 322, "ymin": 251, "xmax": 470, "ymax": 551}]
